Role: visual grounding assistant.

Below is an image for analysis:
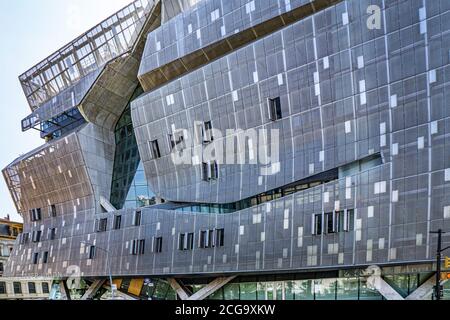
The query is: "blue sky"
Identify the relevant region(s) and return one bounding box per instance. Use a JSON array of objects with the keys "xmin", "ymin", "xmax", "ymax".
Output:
[{"xmin": 0, "ymin": 0, "xmax": 132, "ymax": 222}]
